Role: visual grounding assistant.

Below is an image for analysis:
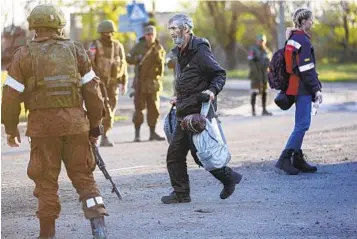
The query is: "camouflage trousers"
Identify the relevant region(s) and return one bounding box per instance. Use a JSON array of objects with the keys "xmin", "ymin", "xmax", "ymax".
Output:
[
  {"xmin": 102, "ymin": 84, "xmax": 119, "ymax": 134},
  {"xmin": 28, "ymin": 132, "xmax": 108, "ymax": 220},
  {"xmin": 132, "ymin": 92, "xmax": 160, "ymax": 127},
  {"xmin": 250, "ymin": 78, "xmax": 268, "ymax": 93}
]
